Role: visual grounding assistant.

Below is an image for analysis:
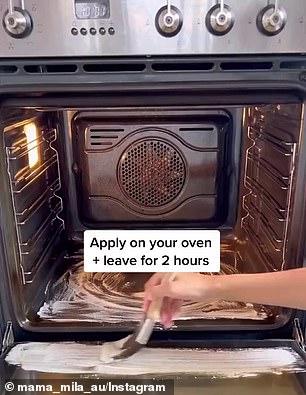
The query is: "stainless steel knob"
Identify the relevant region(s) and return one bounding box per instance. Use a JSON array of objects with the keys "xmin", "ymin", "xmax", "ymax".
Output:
[
  {"xmin": 206, "ymin": 2, "xmax": 234, "ymax": 36},
  {"xmin": 257, "ymin": 4, "xmax": 286, "ymax": 36},
  {"xmin": 3, "ymin": 7, "xmax": 32, "ymax": 38},
  {"xmin": 155, "ymin": 2, "xmax": 183, "ymax": 37}
]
